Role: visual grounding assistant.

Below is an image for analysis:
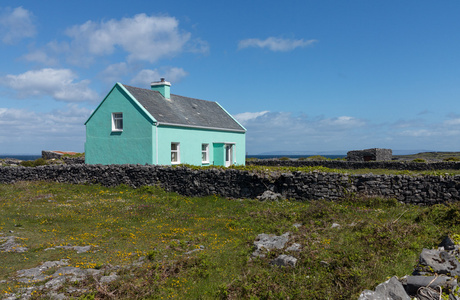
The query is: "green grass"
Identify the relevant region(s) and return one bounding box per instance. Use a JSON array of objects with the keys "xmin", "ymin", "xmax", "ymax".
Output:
[
  {"xmin": 393, "ymin": 151, "xmax": 460, "ymax": 161},
  {"xmin": 234, "ymin": 164, "xmax": 460, "ymax": 176},
  {"xmin": 0, "ymin": 181, "xmax": 458, "ymax": 299}
]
